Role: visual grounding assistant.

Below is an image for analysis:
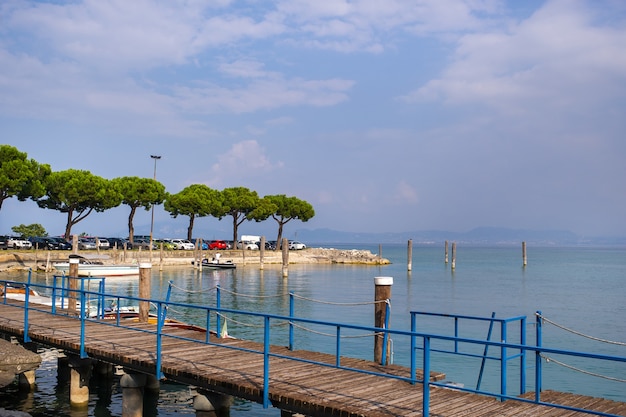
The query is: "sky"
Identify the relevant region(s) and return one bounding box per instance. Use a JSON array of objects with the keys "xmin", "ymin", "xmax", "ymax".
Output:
[{"xmin": 1, "ymin": 0, "xmax": 625, "ymax": 240}]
